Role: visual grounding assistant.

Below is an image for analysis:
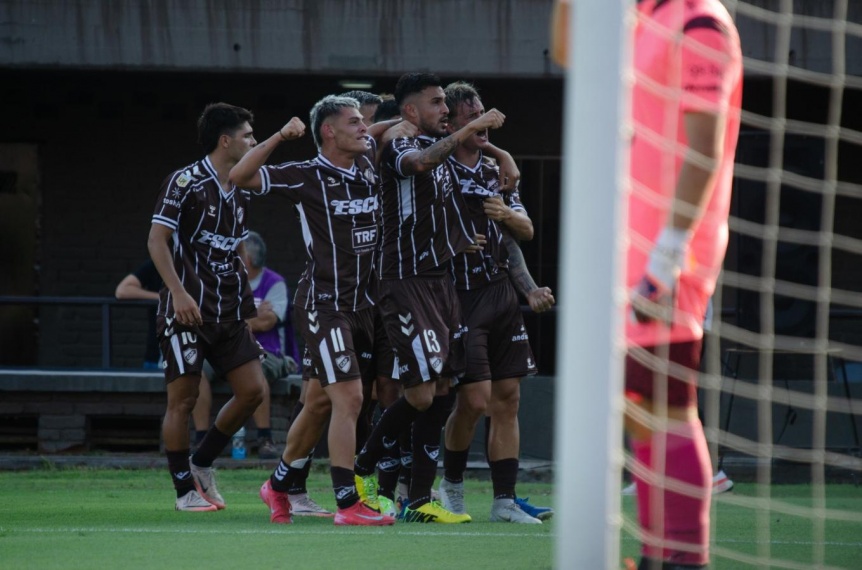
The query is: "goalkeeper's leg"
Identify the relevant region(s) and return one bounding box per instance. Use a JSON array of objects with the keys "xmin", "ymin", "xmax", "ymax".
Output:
[{"xmin": 625, "ymin": 342, "xmax": 711, "ymax": 568}]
